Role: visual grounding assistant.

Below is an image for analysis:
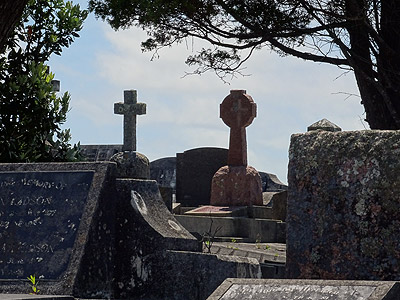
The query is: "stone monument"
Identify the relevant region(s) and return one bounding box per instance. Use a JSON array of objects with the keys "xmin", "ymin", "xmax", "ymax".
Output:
[
  {"xmin": 111, "ymin": 90, "xmax": 150, "ymax": 179},
  {"xmin": 210, "ymin": 90, "xmax": 262, "ymax": 206}
]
